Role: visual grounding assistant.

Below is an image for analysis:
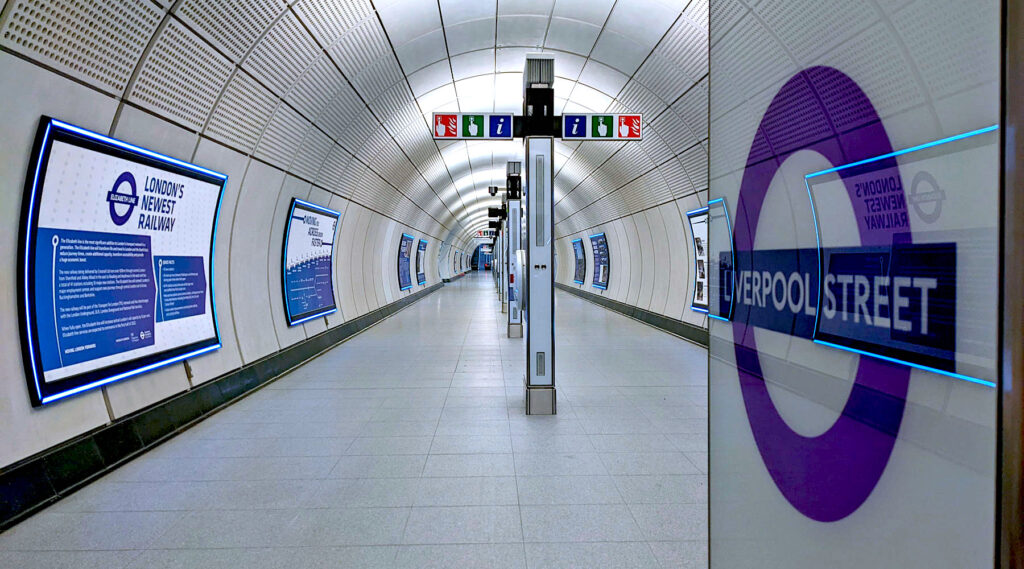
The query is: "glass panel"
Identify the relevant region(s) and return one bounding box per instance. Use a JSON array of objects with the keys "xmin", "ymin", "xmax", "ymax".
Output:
[{"xmin": 708, "ymin": 0, "xmax": 1000, "ymax": 567}]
